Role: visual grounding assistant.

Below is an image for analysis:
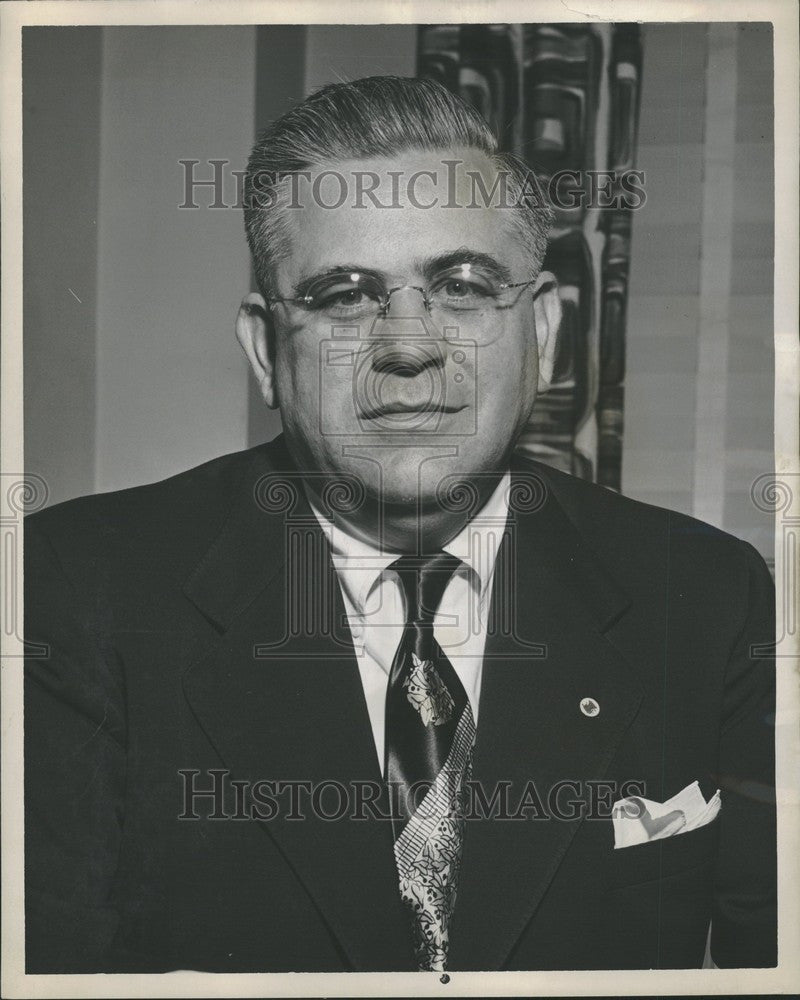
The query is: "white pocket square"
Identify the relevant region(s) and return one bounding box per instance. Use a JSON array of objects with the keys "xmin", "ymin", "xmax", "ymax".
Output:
[{"xmin": 611, "ymin": 780, "xmax": 721, "ymax": 849}]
